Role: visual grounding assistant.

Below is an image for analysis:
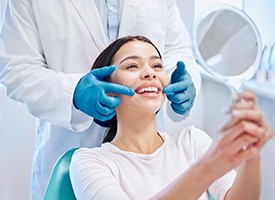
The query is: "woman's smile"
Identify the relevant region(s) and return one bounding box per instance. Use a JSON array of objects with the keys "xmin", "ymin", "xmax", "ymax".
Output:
[{"xmin": 134, "ymin": 82, "xmax": 161, "ymax": 98}]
